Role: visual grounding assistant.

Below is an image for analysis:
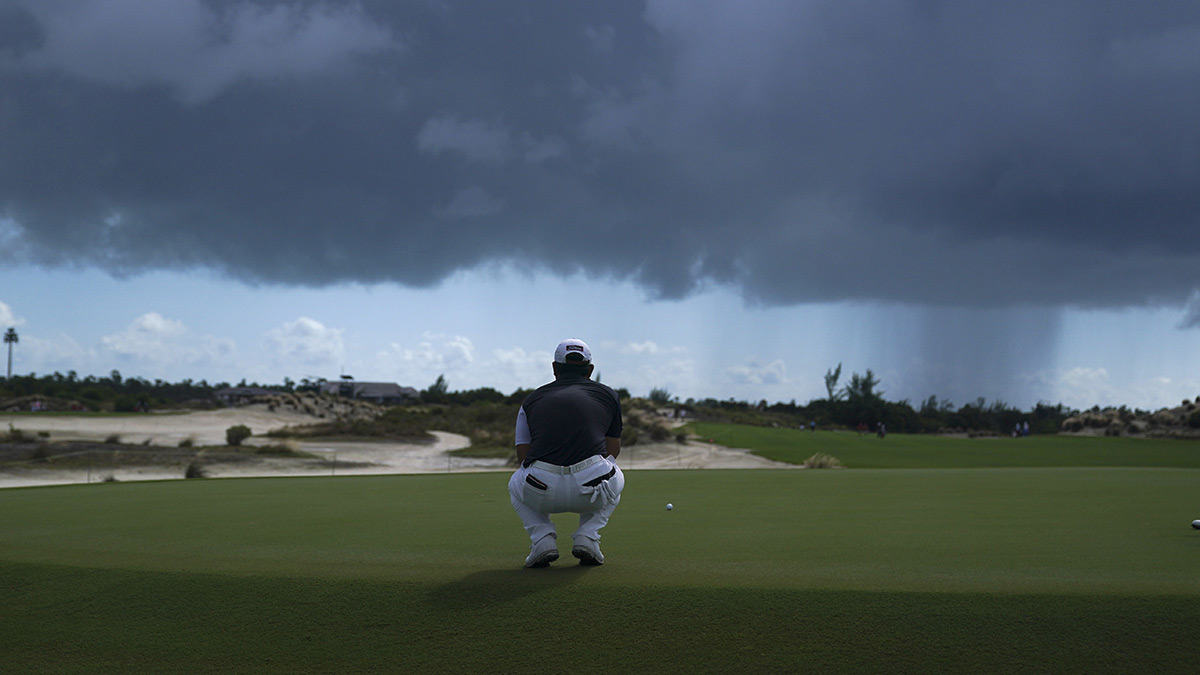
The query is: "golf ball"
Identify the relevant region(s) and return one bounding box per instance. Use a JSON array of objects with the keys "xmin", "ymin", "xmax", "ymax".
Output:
[
  {"xmin": 1192, "ymin": 520, "xmax": 1200, "ymax": 530},
  {"xmin": 666, "ymin": 503, "xmax": 674, "ymax": 511}
]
